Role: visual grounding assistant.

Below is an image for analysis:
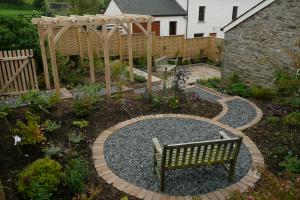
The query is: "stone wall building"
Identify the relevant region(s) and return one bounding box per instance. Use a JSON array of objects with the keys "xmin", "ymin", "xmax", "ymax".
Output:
[{"xmin": 221, "ymin": 0, "xmax": 300, "ymax": 87}]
